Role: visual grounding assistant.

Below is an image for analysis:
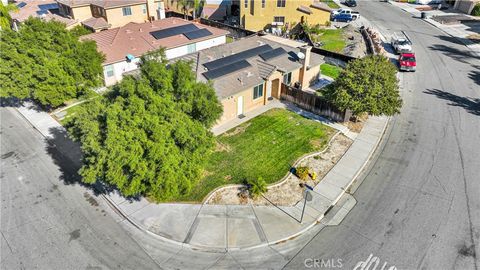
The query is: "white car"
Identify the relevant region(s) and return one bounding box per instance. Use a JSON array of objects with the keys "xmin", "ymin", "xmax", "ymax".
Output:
[{"xmin": 391, "ymin": 32, "xmax": 413, "ymax": 53}]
